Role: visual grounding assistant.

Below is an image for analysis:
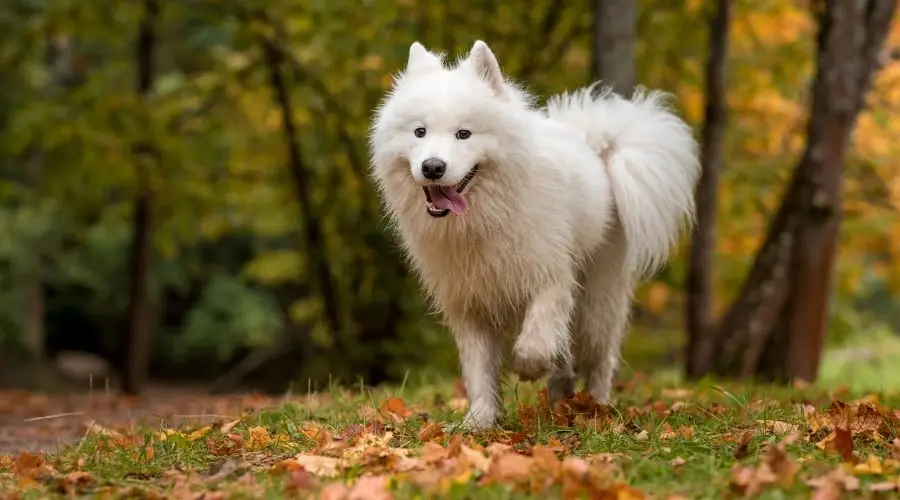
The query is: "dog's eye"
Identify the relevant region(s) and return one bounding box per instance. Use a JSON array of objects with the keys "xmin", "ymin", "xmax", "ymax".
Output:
[
  {"xmin": 414, "ymin": 127, "xmax": 427, "ymax": 138},
  {"xmin": 455, "ymin": 129, "xmax": 472, "ymax": 140}
]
